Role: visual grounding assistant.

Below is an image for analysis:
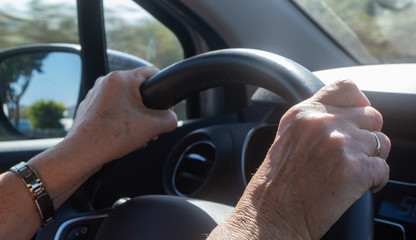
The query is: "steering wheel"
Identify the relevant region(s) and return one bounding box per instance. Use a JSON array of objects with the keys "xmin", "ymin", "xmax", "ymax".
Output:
[{"xmin": 95, "ymin": 49, "xmax": 373, "ymax": 239}]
